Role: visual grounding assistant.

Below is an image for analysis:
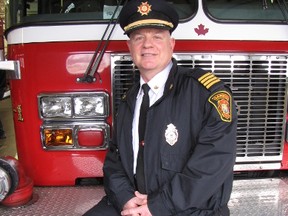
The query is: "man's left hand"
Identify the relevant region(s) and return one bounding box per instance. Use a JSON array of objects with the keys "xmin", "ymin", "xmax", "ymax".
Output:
[{"xmin": 121, "ymin": 203, "xmax": 152, "ymax": 216}]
